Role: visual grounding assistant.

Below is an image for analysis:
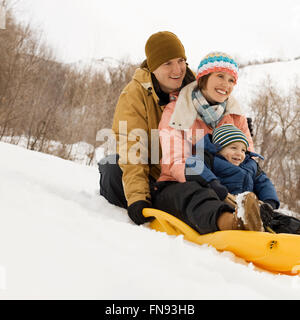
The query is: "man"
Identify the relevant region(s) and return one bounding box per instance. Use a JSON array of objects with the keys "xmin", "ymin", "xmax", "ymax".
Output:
[{"xmin": 98, "ymin": 31, "xmax": 195, "ymax": 224}]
